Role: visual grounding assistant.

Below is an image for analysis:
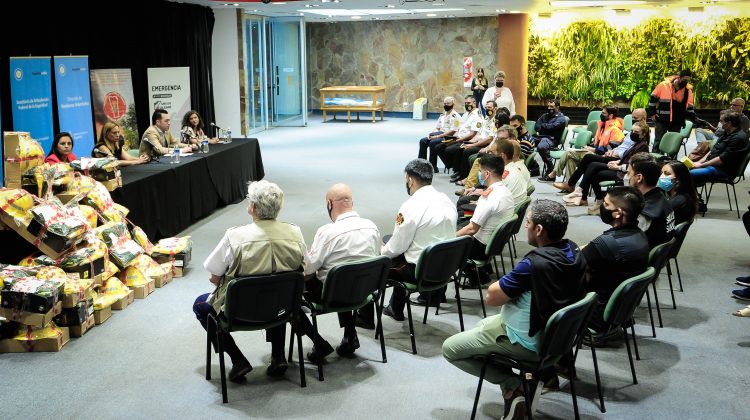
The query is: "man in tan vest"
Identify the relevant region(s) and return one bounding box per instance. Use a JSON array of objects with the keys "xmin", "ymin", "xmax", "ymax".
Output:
[{"xmin": 193, "ymin": 180, "xmax": 307, "ymax": 383}]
